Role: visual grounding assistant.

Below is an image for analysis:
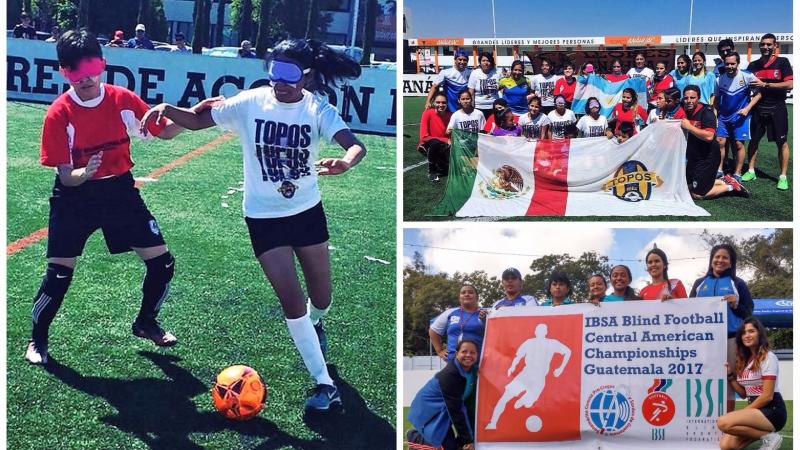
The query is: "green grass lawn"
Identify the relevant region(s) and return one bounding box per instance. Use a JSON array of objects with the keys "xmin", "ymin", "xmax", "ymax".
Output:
[
  {"xmin": 402, "ymin": 401, "xmax": 793, "ymax": 449},
  {"xmin": 402, "ymin": 96, "xmax": 793, "ymax": 221},
  {"xmin": 7, "ymin": 101, "xmax": 396, "ymax": 449}
]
